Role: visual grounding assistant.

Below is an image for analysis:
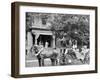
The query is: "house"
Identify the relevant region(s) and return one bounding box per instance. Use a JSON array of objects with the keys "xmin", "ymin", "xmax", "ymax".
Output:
[{"xmin": 26, "ymin": 12, "xmax": 56, "ymax": 54}]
